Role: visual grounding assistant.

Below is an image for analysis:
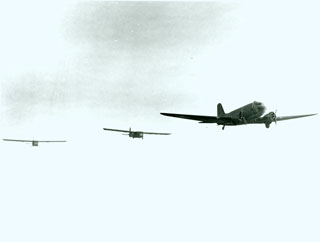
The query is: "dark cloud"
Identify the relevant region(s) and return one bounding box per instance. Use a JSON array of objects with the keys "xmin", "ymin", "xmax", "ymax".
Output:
[
  {"xmin": 2, "ymin": 2, "xmax": 235, "ymax": 125},
  {"xmin": 65, "ymin": 2, "xmax": 228, "ymax": 49}
]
